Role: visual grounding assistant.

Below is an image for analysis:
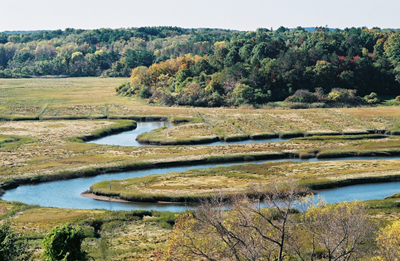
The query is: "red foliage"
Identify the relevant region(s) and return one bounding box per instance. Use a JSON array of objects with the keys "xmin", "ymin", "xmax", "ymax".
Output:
[{"xmin": 351, "ymin": 55, "xmax": 361, "ymax": 62}]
